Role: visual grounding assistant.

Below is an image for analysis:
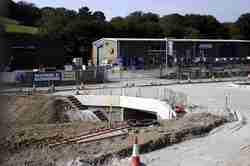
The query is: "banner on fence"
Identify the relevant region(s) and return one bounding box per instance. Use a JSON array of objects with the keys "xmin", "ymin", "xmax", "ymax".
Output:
[{"xmin": 33, "ymin": 72, "xmax": 61, "ymax": 82}]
